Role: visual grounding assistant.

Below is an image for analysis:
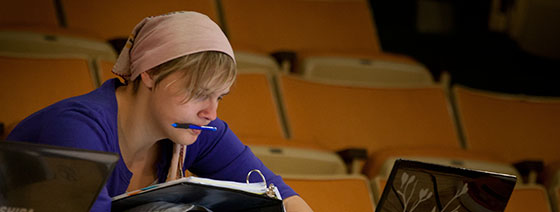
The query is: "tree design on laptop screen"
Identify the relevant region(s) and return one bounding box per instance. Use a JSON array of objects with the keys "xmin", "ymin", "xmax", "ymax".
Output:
[{"xmin": 378, "ymin": 168, "xmax": 514, "ymax": 212}]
